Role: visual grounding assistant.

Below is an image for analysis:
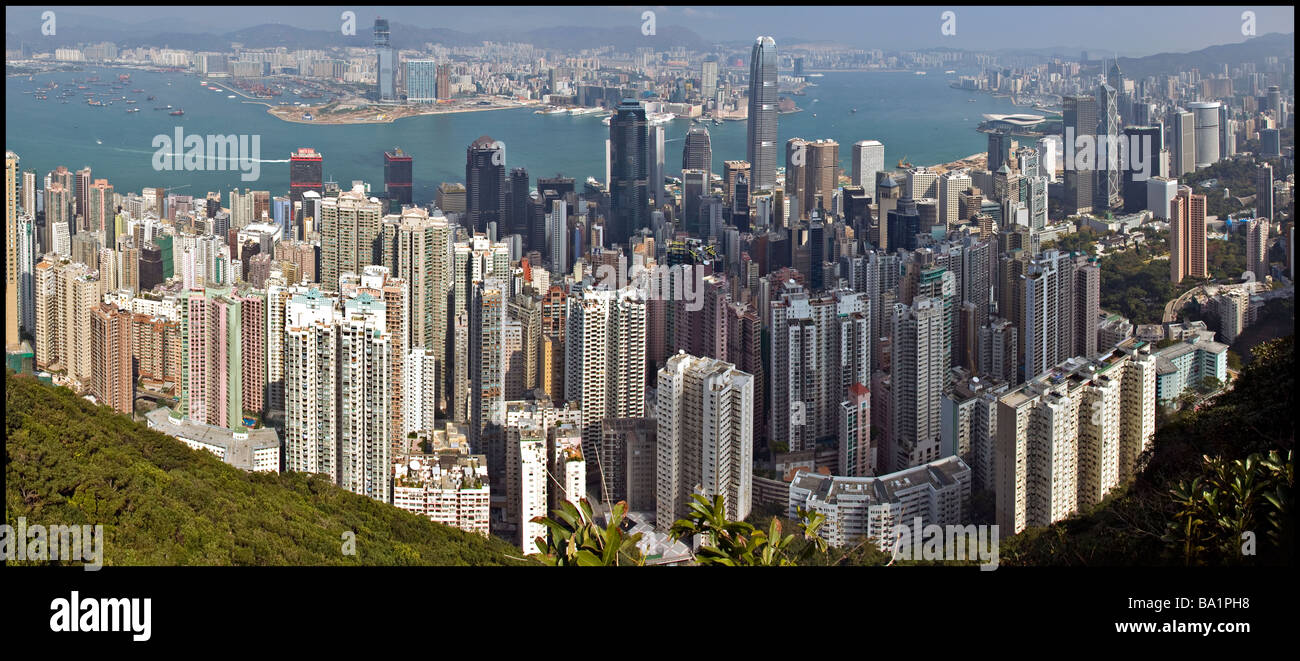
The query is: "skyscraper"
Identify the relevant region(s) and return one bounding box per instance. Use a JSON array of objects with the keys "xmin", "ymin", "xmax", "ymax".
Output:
[
  {"xmin": 384, "ymin": 148, "xmax": 413, "ymax": 209},
  {"xmin": 682, "ymin": 126, "xmax": 713, "ymax": 175},
  {"xmin": 1169, "ymin": 186, "xmax": 1207, "ymax": 283},
  {"xmin": 1188, "ymin": 101, "xmax": 1220, "ymax": 168},
  {"xmin": 700, "ymin": 57, "xmax": 719, "ymax": 101},
  {"xmin": 1063, "ymin": 95, "xmax": 1096, "ymax": 216},
  {"xmin": 289, "ymin": 148, "xmax": 323, "ymax": 203},
  {"xmin": 90, "ymin": 302, "xmax": 133, "ymax": 415},
  {"xmin": 466, "ymin": 135, "xmax": 506, "ymax": 234},
  {"xmin": 1256, "ymin": 163, "xmax": 1274, "ymax": 221},
  {"xmin": 5, "ymin": 151, "xmax": 18, "ymax": 349},
  {"xmin": 1121, "ymin": 126, "xmax": 1163, "ymax": 213},
  {"xmin": 747, "ymin": 36, "xmax": 778, "ymax": 191},
  {"xmin": 609, "ymin": 100, "xmax": 649, "ymax": 246},
  {"xmin": 374, "ymin": 18, "xmax": 395, "ymax": 103},
  {"xmin": 851, "ymin": 140, "xmax": 885, "ymax": 190},
  {"xmin": 655, "ymin": 352, "xmax": 754, "ymax": 528},
  {"xmin": 320, "ymin": 184, "xmax": 383, "ymax": 291},
  {"xmin": 1095, "ymin": 84, "xmax": 1121, "ymax": 210},
  {"xmin": 1023, "ymin": 251, "xmax": 1077, "ymax": 381},
  {"xmin": 987, "ymin": 130, "xmax": 1012, "ymax": 174},
  {"xmin": 647, "ymin": 125, "xmax": 666, "ymax": 210},
  {"xmin": 566, "ymin": 288, "xmax": 647, "ymax": 463},
  {"xmin": 890, "ymin": 297, "xmax": 946, "ymax": 472},
  {"xmin": 405, "ymin": 60, "xmax": 437, "ymax": 103},
  {"xmin": 1170, "ymin": 109, "xmax": 1195, "ymax": 176},
  {"xmin": 1246, "ymin": 217, "xmax": 1269, "ymax": 282}
]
